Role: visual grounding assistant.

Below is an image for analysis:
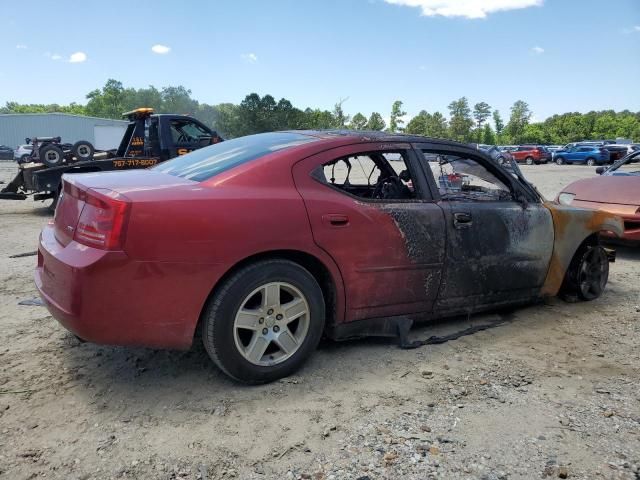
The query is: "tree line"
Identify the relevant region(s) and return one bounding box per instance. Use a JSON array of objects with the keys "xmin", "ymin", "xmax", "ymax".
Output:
[{"xmin": 2, "ymin": 79, "xmax": 639, "ymax": 144}]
